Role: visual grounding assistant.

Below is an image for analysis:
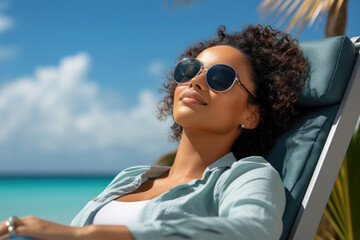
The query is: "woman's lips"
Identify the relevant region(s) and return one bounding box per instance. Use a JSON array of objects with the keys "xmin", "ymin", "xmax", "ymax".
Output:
[{"xmin": 180, "ymin": 91, "xmax": 207, "ymax": 105}]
